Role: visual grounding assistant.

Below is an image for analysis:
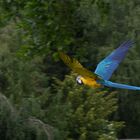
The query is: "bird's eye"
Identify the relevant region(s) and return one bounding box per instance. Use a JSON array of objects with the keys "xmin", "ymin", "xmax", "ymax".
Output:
[{"xmin": 76, "ymin": 77, "xmax": 83, "ymax": 85}]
